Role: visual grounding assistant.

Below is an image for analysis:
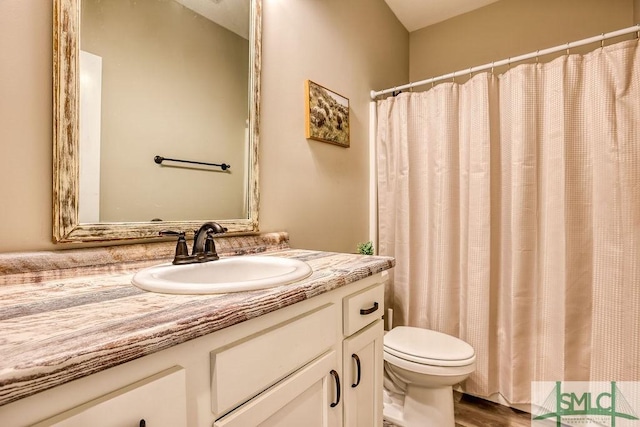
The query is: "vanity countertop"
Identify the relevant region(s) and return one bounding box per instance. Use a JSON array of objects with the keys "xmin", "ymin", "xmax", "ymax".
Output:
[{"xmin": 0, "ymin": 233, "xmax": 394, "ymax": 407}]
